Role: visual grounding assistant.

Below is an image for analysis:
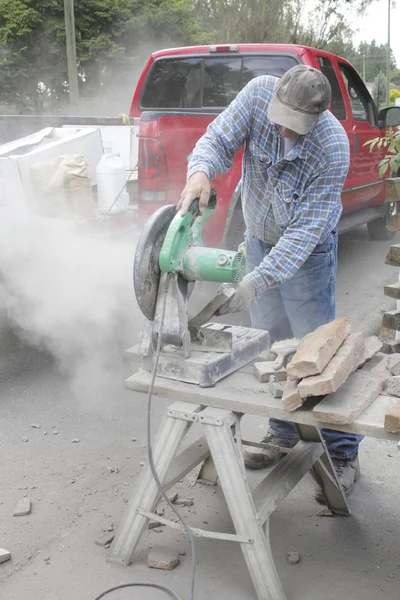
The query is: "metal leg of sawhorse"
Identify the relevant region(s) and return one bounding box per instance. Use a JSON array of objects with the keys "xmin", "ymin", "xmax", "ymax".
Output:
[{"xmin": 110, "ymin": 401, "xmax": 350, "ymax": 600}]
